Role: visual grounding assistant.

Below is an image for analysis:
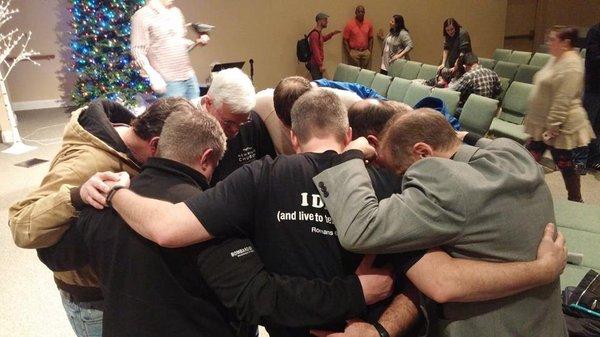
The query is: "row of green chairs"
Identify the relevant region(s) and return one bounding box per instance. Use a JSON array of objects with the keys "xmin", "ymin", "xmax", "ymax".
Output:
[
  {"xmin": 387, "ymin": 59, "xmax": 440, "ymax": 81},
  {"xmin": 496, "ymin": 62, "xmax": 541, "ymax": 84},
  {"xmin": 333, "ymin": 63, "xmax": 501, "ymax": 135},
  {"xmin": 491, "ymin": 48, "xmax": 553, "ymax": 68}
]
